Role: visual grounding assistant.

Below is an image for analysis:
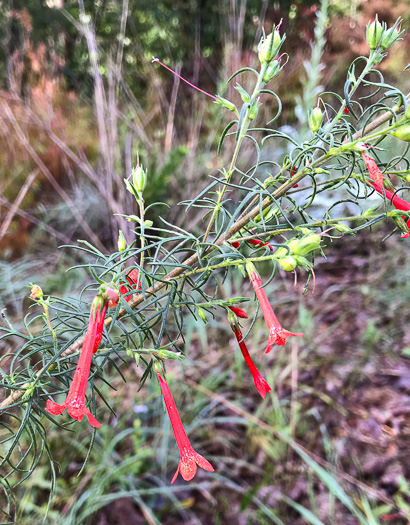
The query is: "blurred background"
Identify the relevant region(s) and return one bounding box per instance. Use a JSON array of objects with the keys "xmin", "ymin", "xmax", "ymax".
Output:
[{"xmin": 1, "ymin": 0, "xmax": 410, "ymax": 523}]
